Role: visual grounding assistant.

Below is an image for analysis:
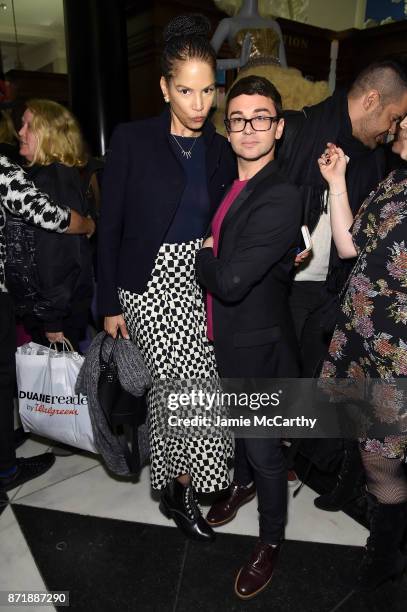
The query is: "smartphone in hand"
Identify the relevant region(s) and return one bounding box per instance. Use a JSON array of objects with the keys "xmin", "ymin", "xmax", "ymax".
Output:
[{"xmin": 297, "ymin": 225, "xmax": 312, "ymax": 258}]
